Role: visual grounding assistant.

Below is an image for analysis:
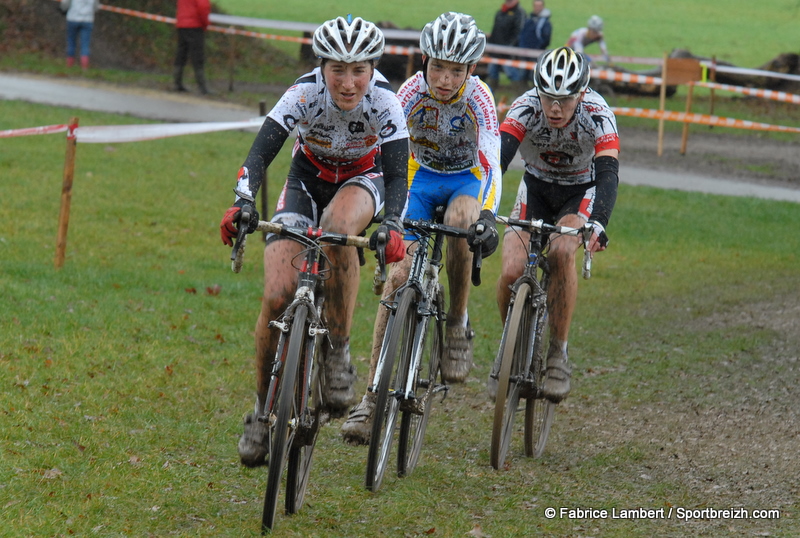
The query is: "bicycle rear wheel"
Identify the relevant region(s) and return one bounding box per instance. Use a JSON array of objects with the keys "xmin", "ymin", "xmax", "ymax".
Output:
[
  {"xmin": 285, "ymin": 333, "xmax": 322, "ymax": 514},
  {"xmin": 366, "ymin": 289, "xmax": 416, "ymax": 492},
  {"xmin": 262, "ymin": 305, "xmax": 308, "ymax": 532},
  {"xmin": 524, "ymin": 306, "xmax": 555, "ymax": 458},
  {"xmin": 490, "ymin": 283, "xmax": 533, "ymax": 470},
  {"xmin": 398, "ymin": 284, "xmax": 444, "ymax": 477}
]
